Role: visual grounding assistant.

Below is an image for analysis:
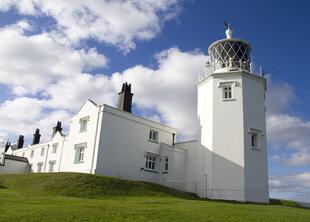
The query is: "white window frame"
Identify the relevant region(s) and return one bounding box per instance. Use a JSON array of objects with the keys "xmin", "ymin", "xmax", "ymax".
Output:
[
  {"xmin": 145, "ymin": 153, "xmax": 158, "ymax": 171},
  {"xmin": 49, "ymin": 160, "xmax": 56, "ymax": 172},
  {"xmin": 74, "ymin": 143, "xmax": 86, "ymax": 163},
  {"xmin": 79, "ymin": 116, "xmax": 89, "ymax": 132},
  {"xmin": 149, "ymin": 130, "xmax": 159, "ymax": 142},
  {"xmin": 40, "ymin": 147, "xmax": 45, "ymax": 156},
  {"xmin": 223, "ymin": 85, "xmax": 232, "ymax": 99},
  {"xmin": 37, "ymin": 162, "xmax": 43, "ymax": 173},
  {"xmin": 52, "ymin": 143, "xmax": 58, "ymax": 154},
  {"xmin": 218, "ymin": 81, "xmax": 236, "ymax": 101},
  {"xmin": 30, "ymin": 150, "xmax": 34, "ymax": 158},
  {"xmin": 248, "ymin": 128, "xmax": 262, "ymax": 150},
  {"xmin": 164, "ymin": 156, "xmax": 169, "ymax": 172}
]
